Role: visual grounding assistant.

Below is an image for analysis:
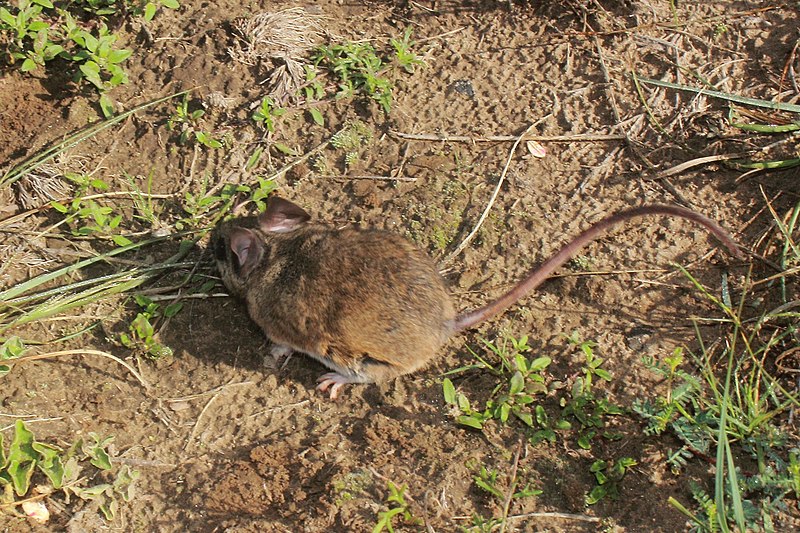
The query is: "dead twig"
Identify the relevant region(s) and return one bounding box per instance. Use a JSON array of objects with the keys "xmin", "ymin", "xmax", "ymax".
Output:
[
  {"xmin": 390, "ymin": 131, "xmax": 625, "ymax": 143},
  {"xmin": 507, "ymin": 511, "xmax": 600, "ymax": 523},
  {"xmin": 648, "ymin": 153, "xmax": 750, "ymax": 180},
  {"xmin": 6, "ymin": 350, "xmax": 149, "ymax": 390},
  {"xmin": 443, "ymin": 122, "xmax": 538, "ymax": 264}
]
